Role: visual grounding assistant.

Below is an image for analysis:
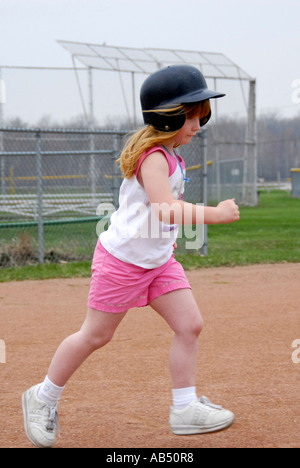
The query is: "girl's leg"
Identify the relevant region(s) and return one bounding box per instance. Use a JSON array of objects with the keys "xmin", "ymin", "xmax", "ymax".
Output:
[
  {"xmin": 47, "ymin": 308, "xmax": 127, "ymax": 387},
  {"xmin": 22, "ymin": 308, "xmax": 127, "ymax": 448},
  {"xmin": 150, "ymin": 288, "xmax": 203, "ymax": 389},
  {"xmin": 150, "ymin": 288, "xmax": 235, "ymax": 436}
]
